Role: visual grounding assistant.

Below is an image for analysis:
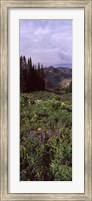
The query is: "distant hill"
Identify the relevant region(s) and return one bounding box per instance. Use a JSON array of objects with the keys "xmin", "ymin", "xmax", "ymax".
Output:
[
  {"xmin": 54, "ymin": 64, "xmax": 72, "ymax": 68},
  {"xmin": 41, "ymin": 63, "xmax": 72, "ymax": 68},
  {"xmin": 44, "ymin": 66, "xmax": 72, "ymax": 90}
]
